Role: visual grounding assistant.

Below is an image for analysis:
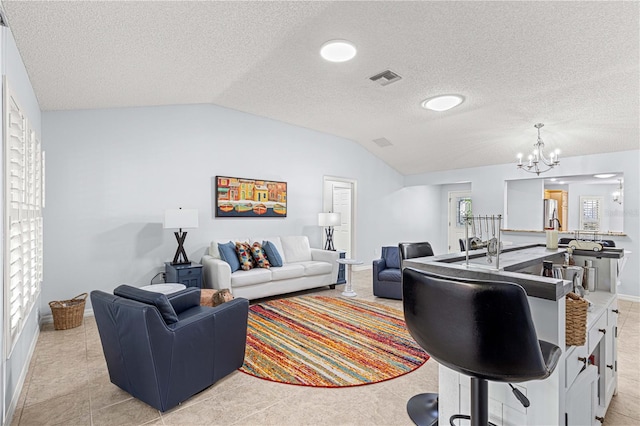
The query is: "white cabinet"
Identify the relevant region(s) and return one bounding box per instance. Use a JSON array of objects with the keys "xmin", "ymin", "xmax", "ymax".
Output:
[{"xmin": 565, "ymin": 290, "xmax": 618, "ymax": 425}]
